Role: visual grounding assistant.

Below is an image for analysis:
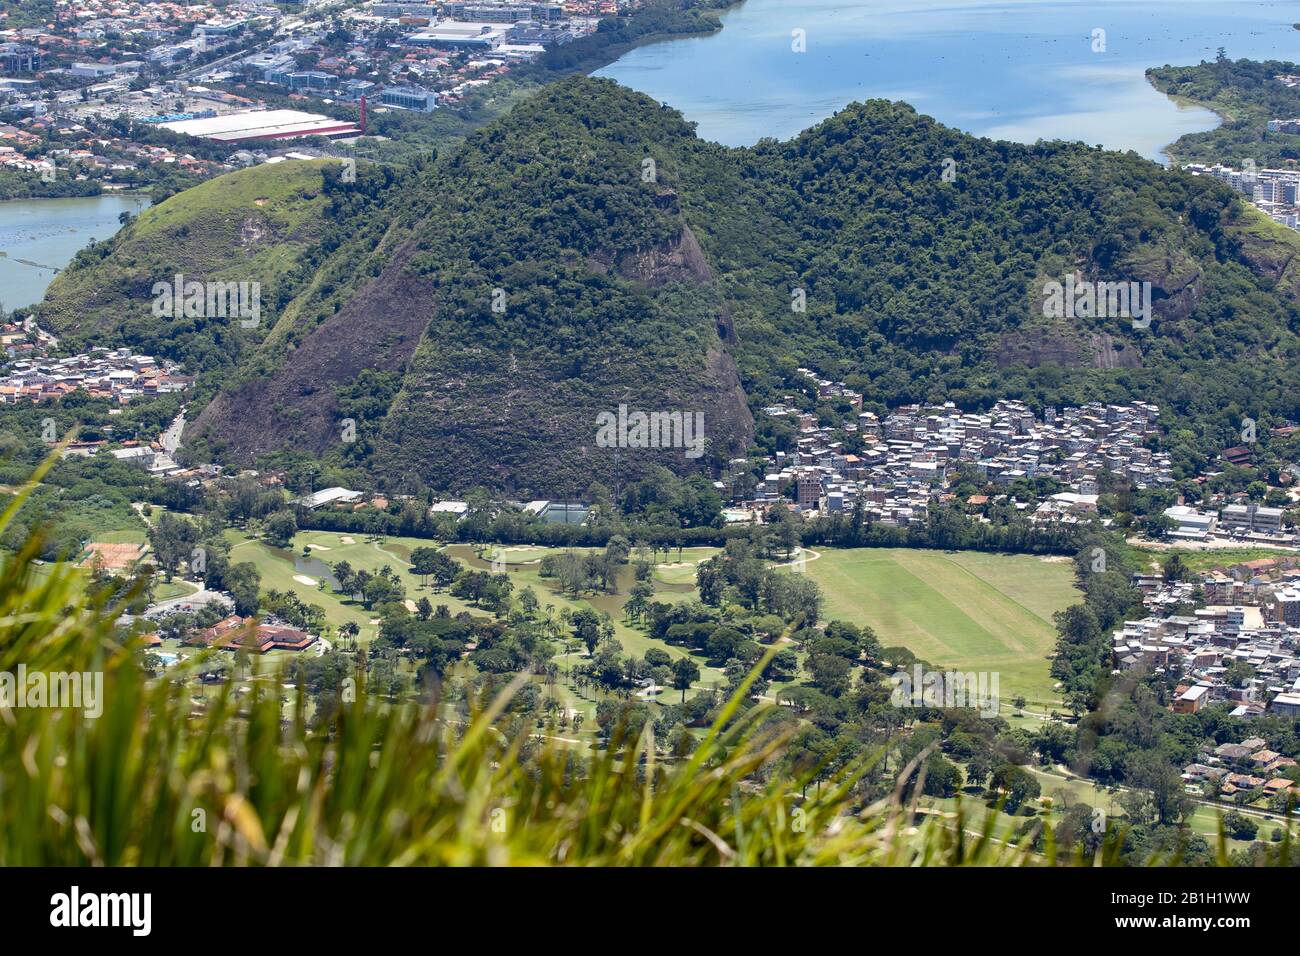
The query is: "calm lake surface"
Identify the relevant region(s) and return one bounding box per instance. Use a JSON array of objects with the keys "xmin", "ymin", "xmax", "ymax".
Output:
[
  {"xmin": 596, "ymin": 0, "xmax": 1300, "ymax": 160},
  {"xmin": 0, "ymin": 193, "xmax": 150, "ymax": 310}
]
